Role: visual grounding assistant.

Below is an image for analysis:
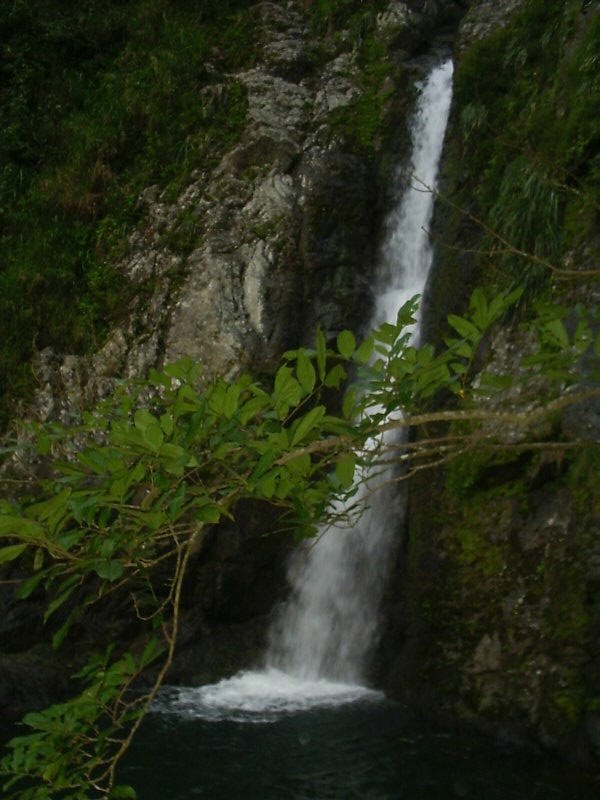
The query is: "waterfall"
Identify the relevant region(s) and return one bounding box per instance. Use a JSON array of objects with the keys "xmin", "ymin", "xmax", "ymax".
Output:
[
  {"xmin": 265, "ymin": 58, "xmax": 454, "ymax": 685},
  {"xmin": 156, "ymin": 58, "xmax": 454, "ymax": 721},
  {"xmin": 374, "ymin": 59, "xmax": 454, "ymax": 336}
]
